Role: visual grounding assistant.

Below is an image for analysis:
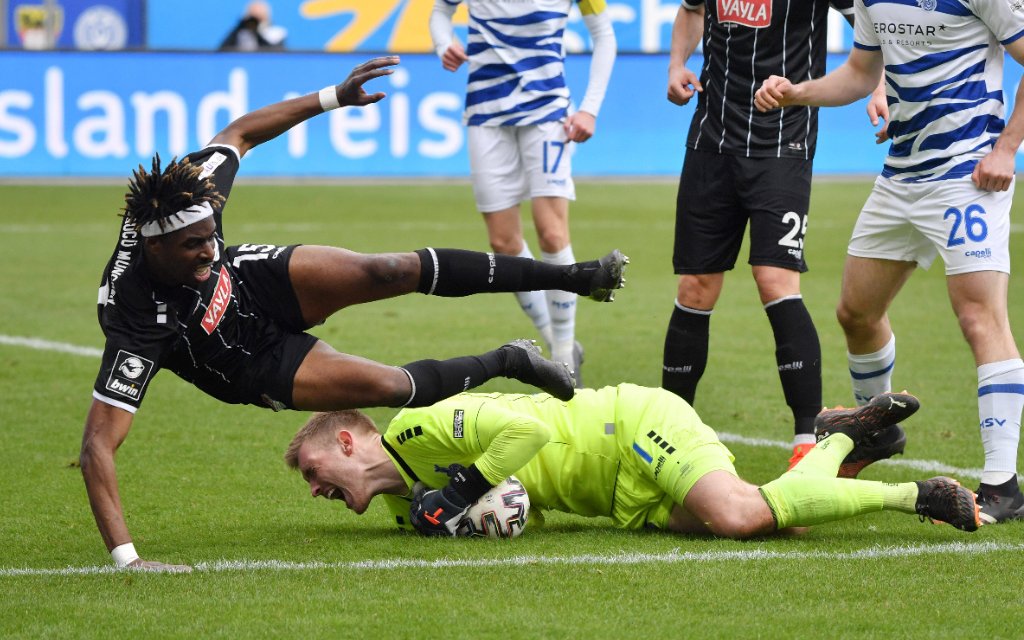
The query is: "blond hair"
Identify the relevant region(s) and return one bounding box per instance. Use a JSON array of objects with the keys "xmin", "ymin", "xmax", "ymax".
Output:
[{"xmin": 284, "ymin": 410, "xmax": 378, "ymax": 469}]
